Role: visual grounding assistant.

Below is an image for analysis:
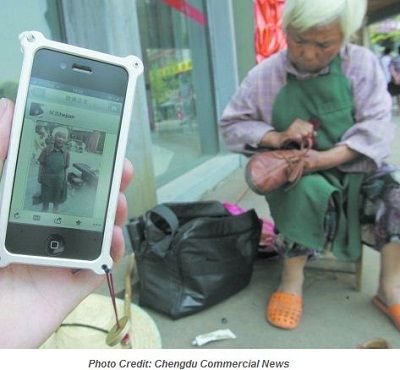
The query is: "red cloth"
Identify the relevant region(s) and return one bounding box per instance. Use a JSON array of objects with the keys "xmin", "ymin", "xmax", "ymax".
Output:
[
  {"xmin": 161, "ymin": 0, "xmax": 206, "ymax": 25},
  {"xmin": 255, "ymin": 0, "xmax": 287, "ymax": 63}
]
